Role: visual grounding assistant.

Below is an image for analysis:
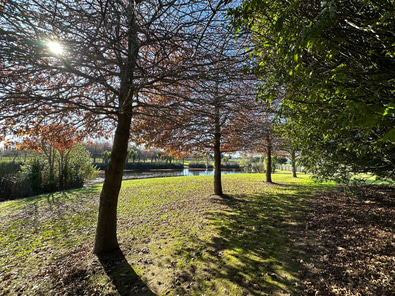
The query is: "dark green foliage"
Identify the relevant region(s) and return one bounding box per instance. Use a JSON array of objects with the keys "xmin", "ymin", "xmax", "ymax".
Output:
[
  {"xmin": 0, "ymin": 175, "xmax": 28, "ymax": 201},
  {"xmin": 221, "ymin": 163, "xmax": 240, "ymax": 170},
  {"xmin": 28, "ymin": 157, "xmax": 43, "ymax": 194},
  {"xmin": 126, "ymin": 149, "xmax": 137, "ymax": 163},
  {"xmin": 231, "ymin": 0, "xmax": 395, "ymax": 182},
  {"xmin": 0, "ymin": 162, "xmax": 29, "ymax": 200},
  {"xmin": 61, "ymin": 144, "xmax": 98, "ymax": 190},
  {"xmin": 276, "ymin": 157, "xmax": 287, "ymax": 165},
  {"xmin": 102, "ymin": 150, "xmax": 111, "ymax": 164},
  {"xmin": 0, "ymin": 162, "xmax": 23, "ymax": 177},
  {"xmin": 124, "ymin": 162, "xmax": 184, "ymax": 170},
  {"xmin": 188, "ymin": 162, "xmax": 214, "ymax": 169}
]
